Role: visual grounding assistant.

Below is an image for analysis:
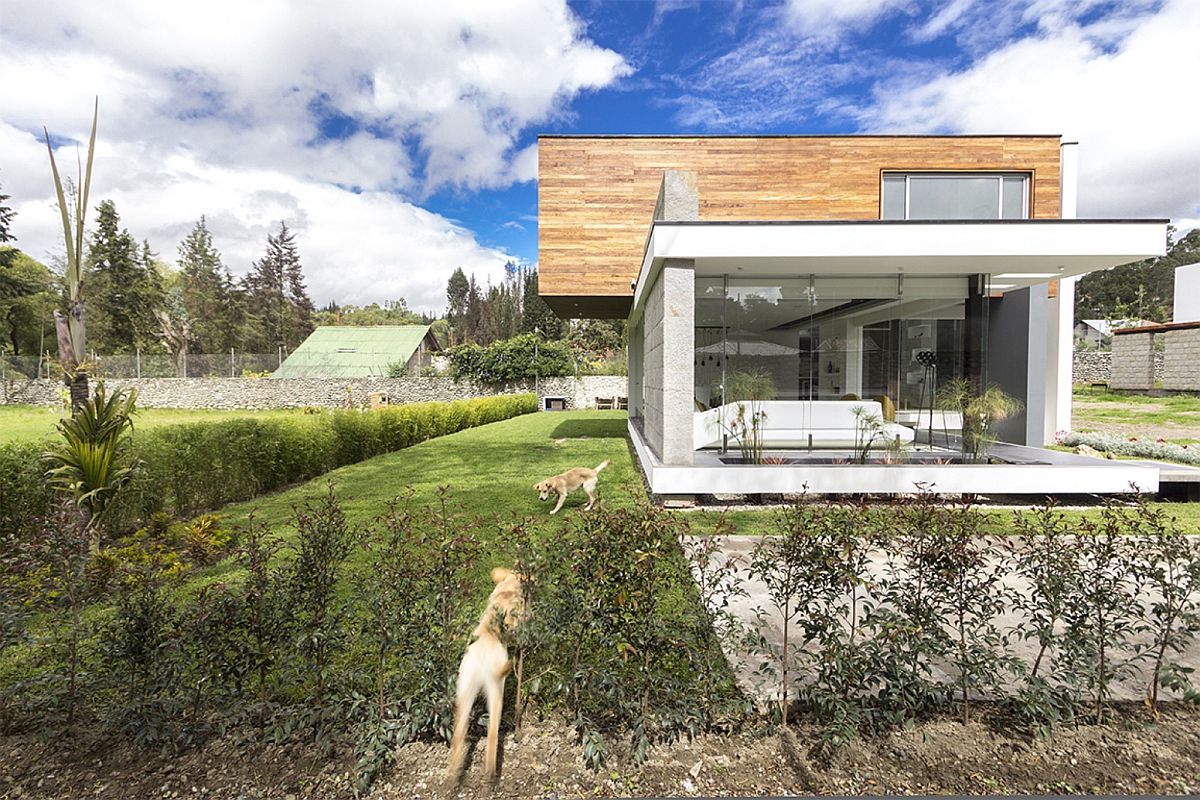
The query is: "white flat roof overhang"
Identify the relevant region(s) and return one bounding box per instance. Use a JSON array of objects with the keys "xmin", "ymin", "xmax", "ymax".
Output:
[{"xmin": 632, "ymin": 219, "xmax": 1168, "ymax": 314}]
